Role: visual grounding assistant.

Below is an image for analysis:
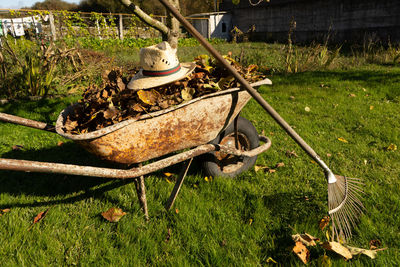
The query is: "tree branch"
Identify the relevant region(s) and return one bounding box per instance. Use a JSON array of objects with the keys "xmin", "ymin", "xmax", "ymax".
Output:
[{"xmin": 118, "ymin": 0, "xmax": 170, "ymax": 36}]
